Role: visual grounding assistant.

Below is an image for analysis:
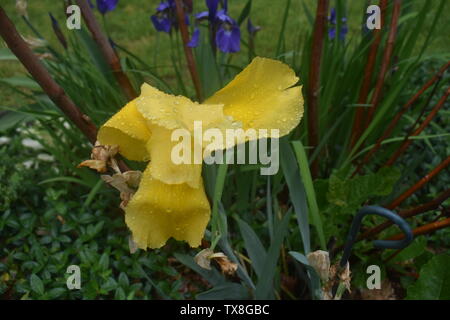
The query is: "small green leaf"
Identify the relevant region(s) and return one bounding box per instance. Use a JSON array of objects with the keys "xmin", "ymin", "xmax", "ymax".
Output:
[
  {"xmin": 0, "ymin": 111, "xmax": 32, "ymax": 132},
  {"xmin": 30, "ymin": 274, "xmax": 45, "ymax": 296},
  {"xmin": 118, "ymin": 272, "xmax": 129, "ymax": 288},
  {"xmin": 407, "ymin": 254, "xmax": 450, "ymax": 300},
  {"xmin": 101, "ymin": 278, "xmax": 118, "ymax": 292},
  {"xmin": 392, "ymin": 237, "xmax": 426, "ymax": 263},
  {"xmin": 114, "ymin": 287, "xmax": 126, "ymax": 300},
  {"xmin": 98, "ymin": 253, "xmax": 109, "ymax": 271}
]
